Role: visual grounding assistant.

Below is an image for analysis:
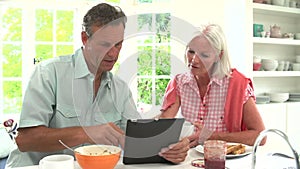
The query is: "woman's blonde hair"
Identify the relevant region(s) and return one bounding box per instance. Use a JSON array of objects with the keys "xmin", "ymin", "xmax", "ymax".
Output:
[{"xmin": 190, "ymin": 24, "xmax": 232, "ymax": 78}]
